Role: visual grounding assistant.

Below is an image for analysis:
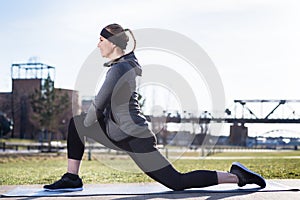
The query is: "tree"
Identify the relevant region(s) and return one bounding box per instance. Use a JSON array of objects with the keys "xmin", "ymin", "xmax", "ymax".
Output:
[
  {"xmin": 30, "ymin": 75, "xmax": 69, "ymax": 151},
  {"xmin": 0, "ymin": 112, "xmax": 13, "ymax": 138}
]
